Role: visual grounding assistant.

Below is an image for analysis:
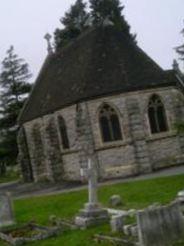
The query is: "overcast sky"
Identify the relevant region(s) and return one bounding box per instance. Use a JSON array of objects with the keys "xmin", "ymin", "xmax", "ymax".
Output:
[{"xmin": 0, "ymin": 0, "xmax": 183, "ymax": 81}]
